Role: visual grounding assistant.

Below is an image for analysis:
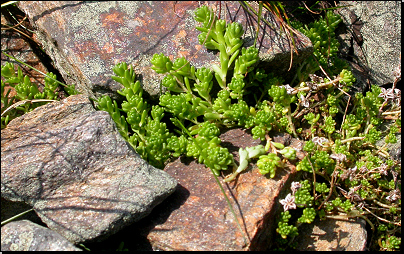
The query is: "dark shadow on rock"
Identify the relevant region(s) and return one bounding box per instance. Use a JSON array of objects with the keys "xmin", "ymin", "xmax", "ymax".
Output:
[
  {"xmin": 133, "ymin": 183, "xmax": 190, "ymax": 233},
  {"xmin": 92, "ymin": 183, "xmax": 190, "ymax": 251}
]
